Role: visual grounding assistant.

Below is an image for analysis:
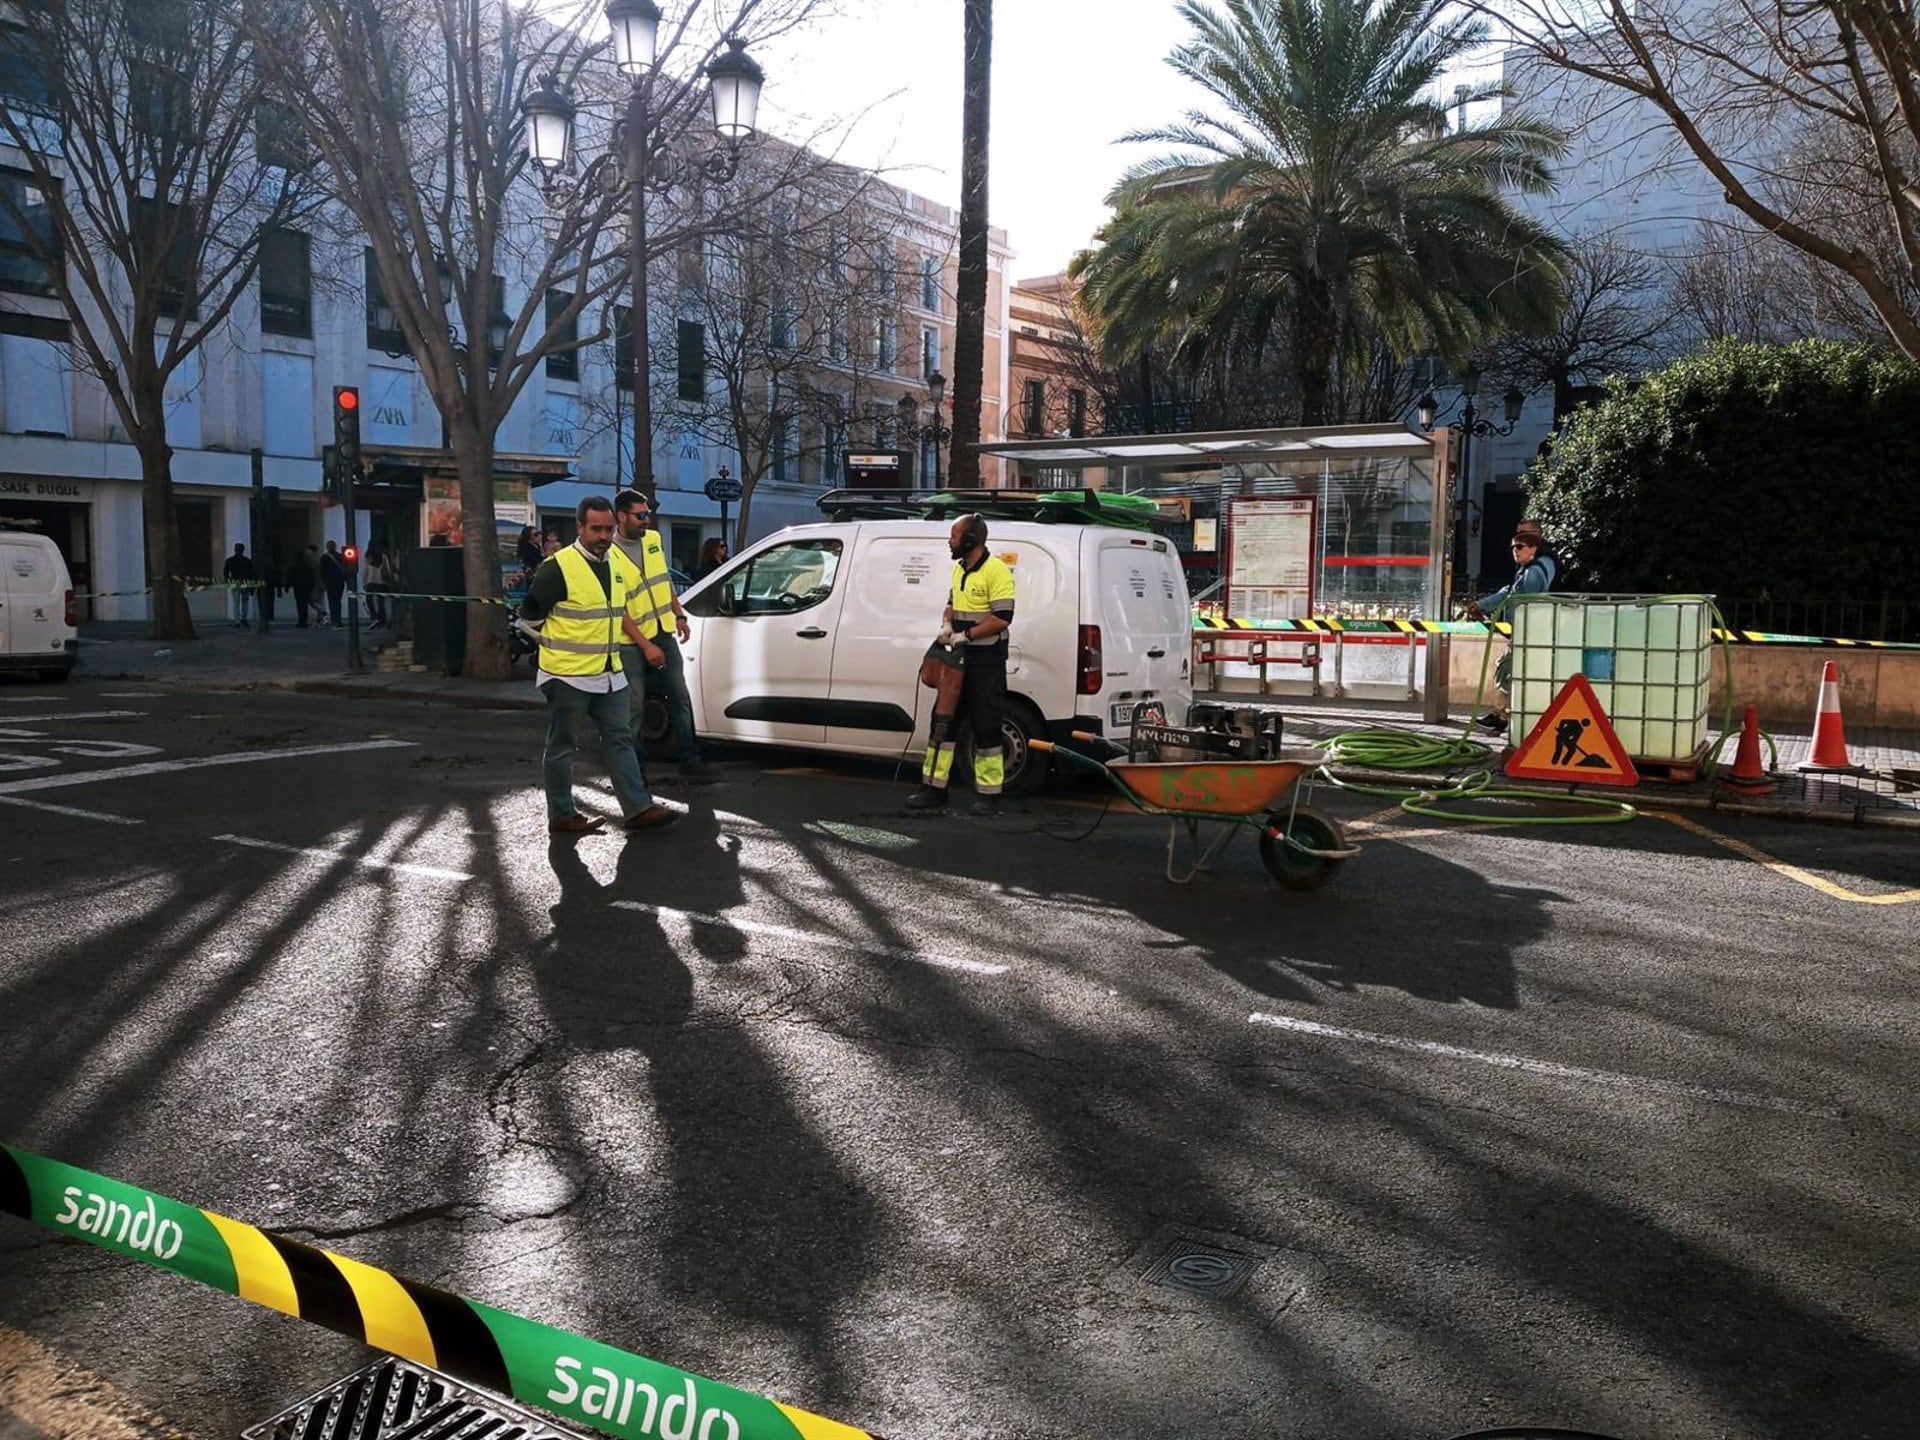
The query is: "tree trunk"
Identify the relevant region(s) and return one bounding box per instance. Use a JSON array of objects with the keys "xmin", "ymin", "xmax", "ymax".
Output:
[
  {"xmin": 1294, "ymin": 290, "xmax": 1339, "ymax": 427},
  {"xmin": 138, "ymin": 439, "xmax": 195, "ymax": 641},
  {"xmin": 450, "ymin": 429, "xmax": 508, "ymax": 682},
  {"xmin": 947, "ymin": 0, "xmax": 992, "ymax": 488}
]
